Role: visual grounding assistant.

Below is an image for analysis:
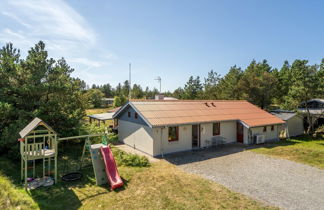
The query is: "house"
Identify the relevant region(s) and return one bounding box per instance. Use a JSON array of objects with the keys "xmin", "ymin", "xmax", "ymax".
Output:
[
  {"xmin": 298, "ymin": 99, "xmax": 324, "ymax": 128},
  {"xmin": 101, "ymin": 98, "xmax": 114, "ymax": 107},
  {"xmin": 88, "ymin": 107, "xmax": 121, "ymax": 127},
  {"xmin": 154, "ymin": 94, "xmax": 178, "ymax": 100},
  {"xmin": 271, "ymin": 110, "xmax": 304, "ymax": 138},
  {"xmin": 113, "ymin": 100, "xmax": 285, "ymax": 157}
]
